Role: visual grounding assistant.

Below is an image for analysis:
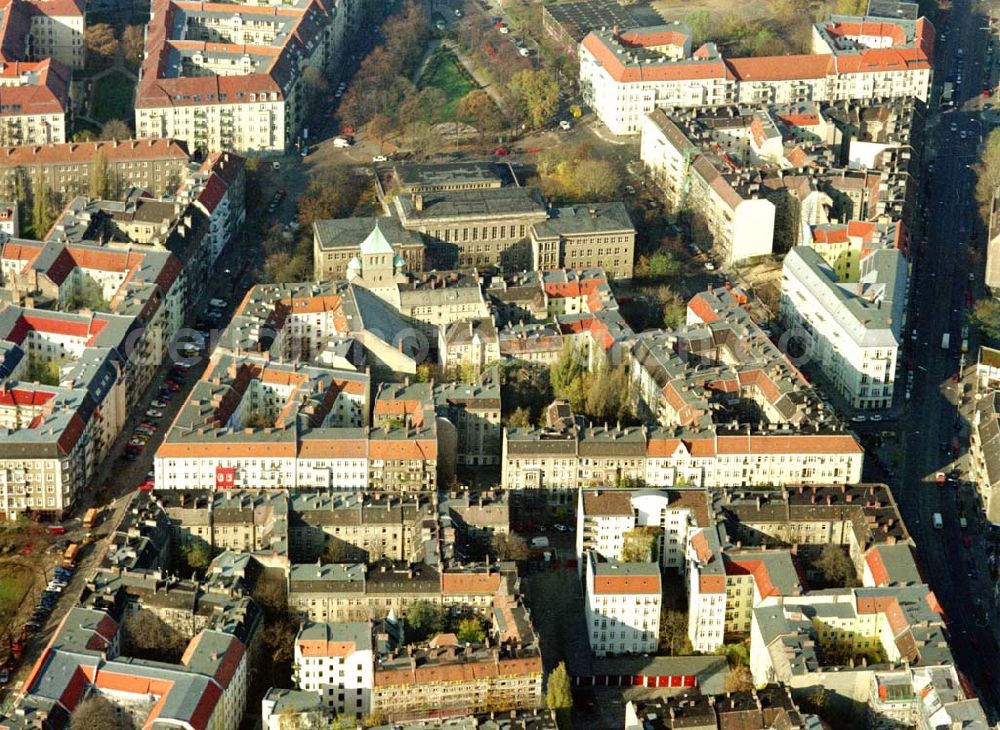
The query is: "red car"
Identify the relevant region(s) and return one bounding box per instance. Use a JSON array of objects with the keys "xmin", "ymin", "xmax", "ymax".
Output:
[
  {"xmin": 47, "ymin": 526, "xmax": 66, "ymax": 536},
  {"xmin": 984, "ymin": 88, "xmax": 993, "ymax": 98},
  {"xmin": 137, "ymin": 480, "xmax": 155, "ymax": 492},
  {"xmin": 164, "ymin": 380, "xmax": 181, "ymax": 392},
  {"xmin": 952, "ymin": 372, "xmax": 960, "ymax": 383},
  {"xmin": 494, "ymin": 148, "xmax": 509, "ymax": 156}
]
